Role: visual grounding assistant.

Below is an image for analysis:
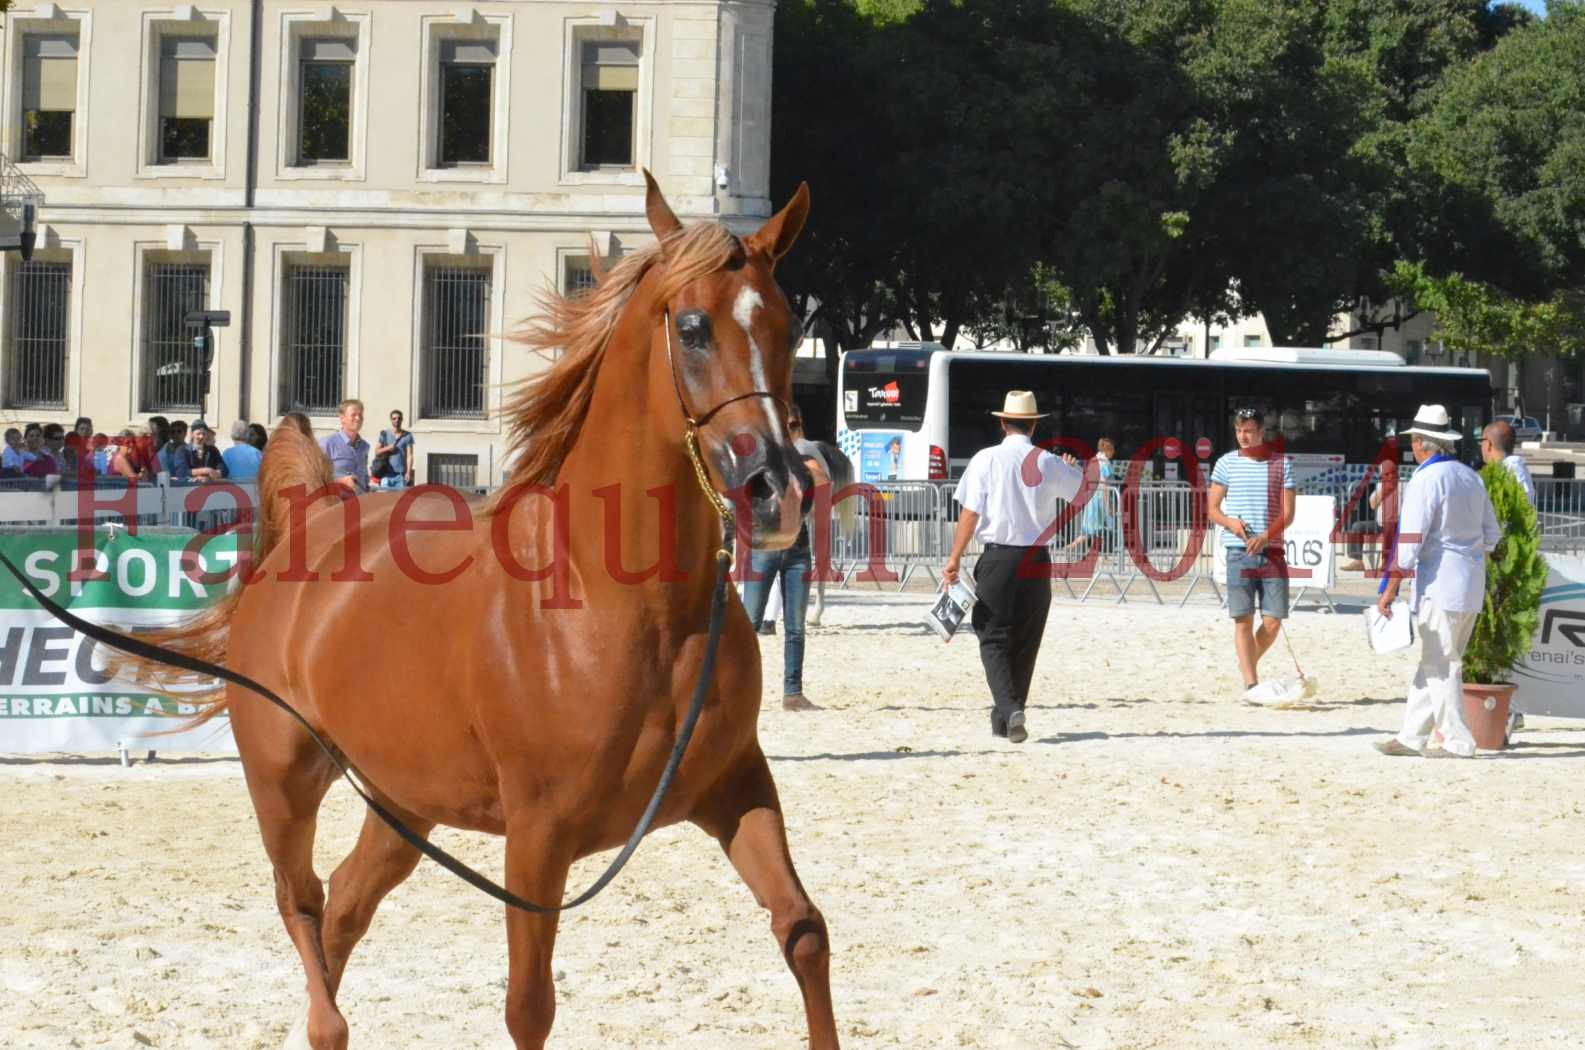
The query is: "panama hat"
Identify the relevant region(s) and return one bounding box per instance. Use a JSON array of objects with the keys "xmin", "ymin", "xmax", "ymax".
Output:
[
  {"xmin": 990, "ymin": 390, "xmax": 1049, "ymax": 420},
  {"xmin": 1400, "ymin": 404, "xmax": 1462, "ymax": 442}
]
